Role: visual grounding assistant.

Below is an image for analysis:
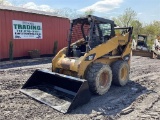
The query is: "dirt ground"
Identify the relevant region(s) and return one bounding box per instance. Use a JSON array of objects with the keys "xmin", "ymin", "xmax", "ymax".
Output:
[{"xmin": 0, "ymin": 56, "xmax": 160, "ymax": 120}]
